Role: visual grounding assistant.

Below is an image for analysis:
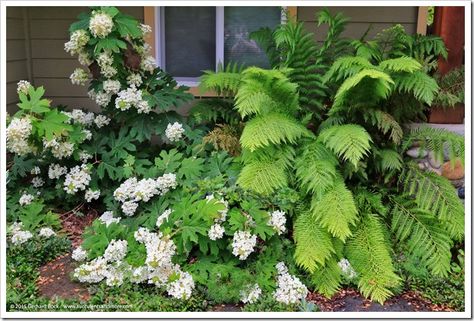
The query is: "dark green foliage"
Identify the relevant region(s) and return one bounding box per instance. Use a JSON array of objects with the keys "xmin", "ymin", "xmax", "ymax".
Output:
[{"xmin": 433, "ymin": 67, "xmax": 464, "ymax": 108}]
